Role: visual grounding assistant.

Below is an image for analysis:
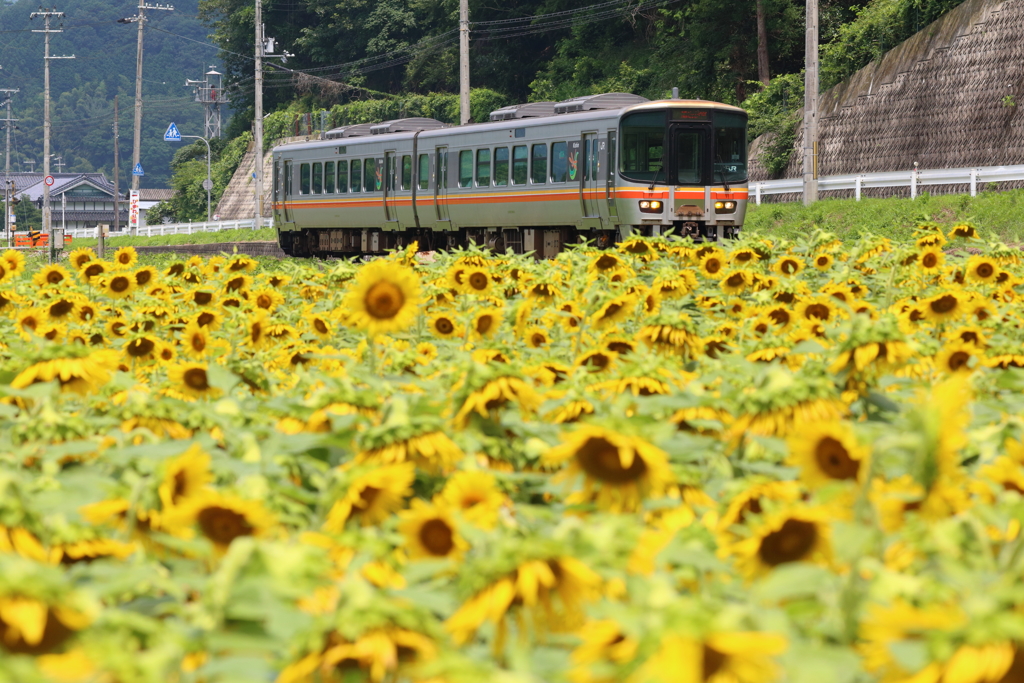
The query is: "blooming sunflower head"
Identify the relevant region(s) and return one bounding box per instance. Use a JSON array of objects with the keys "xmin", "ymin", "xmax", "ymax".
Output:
[
  {"xmin": 788, "ymin": 421, "xmax": 869, "ymax": 488},
  {"xmin": 344, "ymin": 260, "xmax": 421, "ymax": 336}
]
